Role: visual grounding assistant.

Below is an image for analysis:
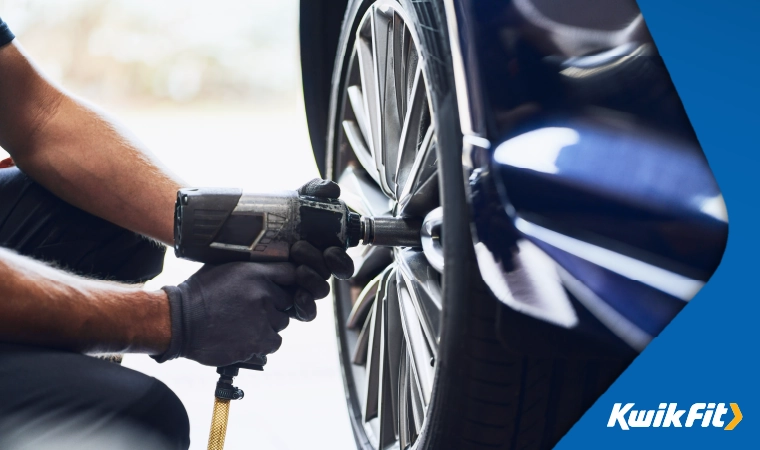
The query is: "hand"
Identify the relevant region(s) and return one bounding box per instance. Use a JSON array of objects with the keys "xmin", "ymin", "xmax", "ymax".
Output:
[
  {"xmin": 288, "ymin": 179, "xmax": 355, "ymax": 322},
  {"xmin": 152, "ymin": 262, "xmax": 296, "ymax": 367}
]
